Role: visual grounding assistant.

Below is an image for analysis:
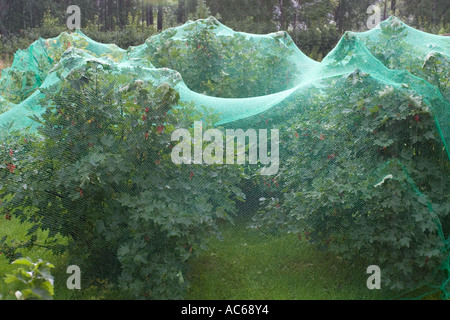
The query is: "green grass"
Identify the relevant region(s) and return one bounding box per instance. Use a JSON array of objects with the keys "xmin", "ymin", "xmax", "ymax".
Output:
[
  {"xmin": 1, "ymin": 215, "xmax": 385, "ymax": 300},
  {"xmin": 185, "ymin": 219, "xmax": 383, "ymax": 300}
]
